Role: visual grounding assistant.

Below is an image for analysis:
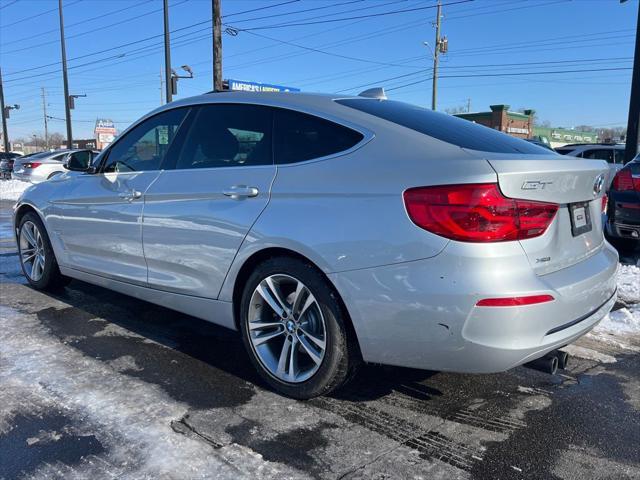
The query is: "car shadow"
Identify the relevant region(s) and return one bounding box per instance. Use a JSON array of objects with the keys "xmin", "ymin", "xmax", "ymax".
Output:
[{"xmin": 41, "ymin": 279, "xmax": 443, "ymax": 404}]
